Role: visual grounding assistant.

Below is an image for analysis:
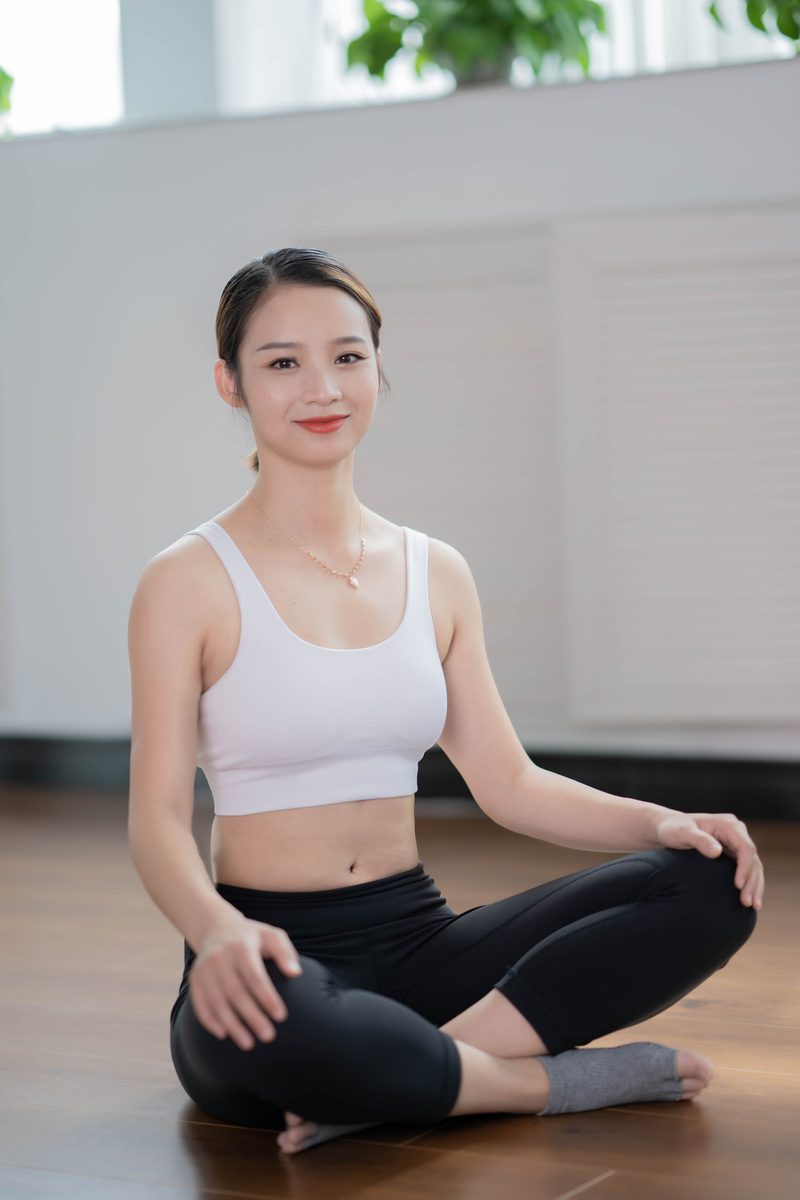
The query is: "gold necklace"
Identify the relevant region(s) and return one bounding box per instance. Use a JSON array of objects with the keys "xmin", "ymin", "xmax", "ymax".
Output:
[{"xmin": 246, "ymin": 489, "xmax": 366, "ymax": 589}]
